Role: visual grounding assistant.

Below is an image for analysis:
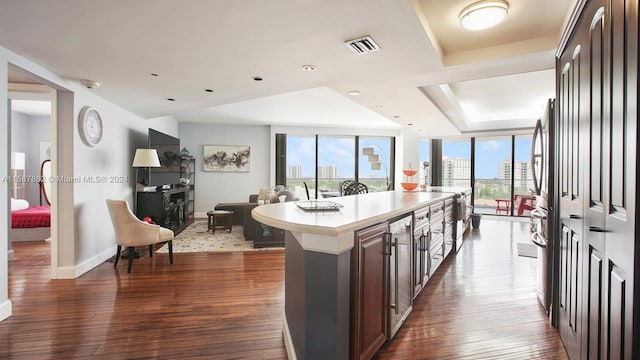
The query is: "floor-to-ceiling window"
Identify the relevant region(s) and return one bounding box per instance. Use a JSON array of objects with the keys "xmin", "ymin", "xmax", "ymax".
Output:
[
  {"xmin": 317, "ymin": 135, "xmax": 355, "ymax": 196},
  {"xmin": 422, "ymin": 133, "xmax": 534, "ymax": 217},
  {"xmin": 442, "ymin": 139, "xmax": 471, "ymax": 187},
  {"xmin": 285, "ymin": 135, "xmax": 316, "ymax": 199},
  {"xmin": 359, "ymin": 137, "xmax": 393, "ymax": 192},
  {"xmin": 280, "ymin": 134, "xmax": 394, "ymax": 199},
  {"xmin": 474, "ymin": 136, "xmax": 513, "ymax": 215}
]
